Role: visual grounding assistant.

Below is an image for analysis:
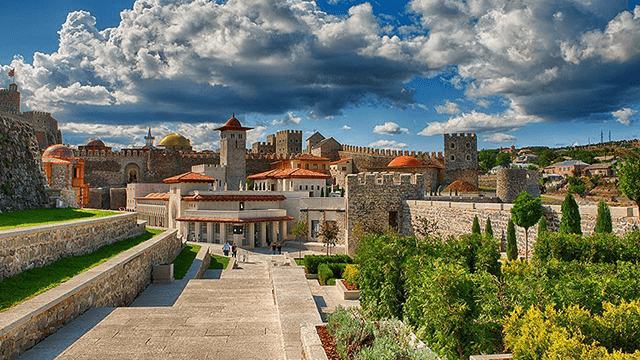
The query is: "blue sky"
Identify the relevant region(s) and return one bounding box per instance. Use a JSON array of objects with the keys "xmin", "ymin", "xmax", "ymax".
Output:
[{"xmin": 1, "ymin": 0, "xmax": 640, "ymax": 152}]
